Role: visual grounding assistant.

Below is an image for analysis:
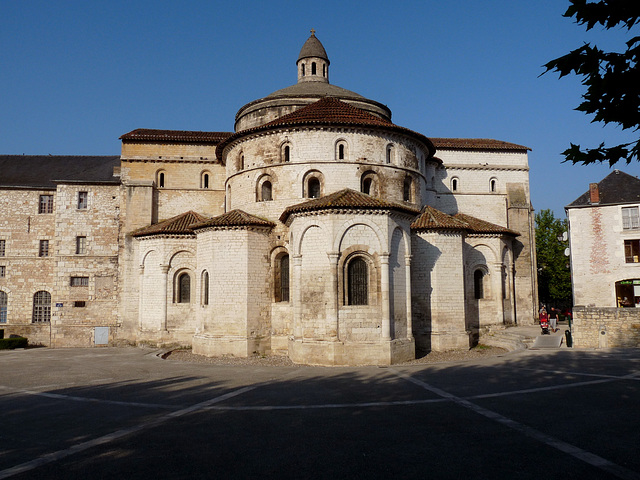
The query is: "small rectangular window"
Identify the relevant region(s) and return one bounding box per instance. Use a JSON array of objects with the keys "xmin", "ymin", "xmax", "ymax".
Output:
[
  {"xmin": 39, "ymin": 240, "xmax": 49, "ymax": 257},
  {"xmin": 77, "ymin": 191, "xmax": 88, "ymax": 209},
  {"xmin": 70, "ymin": 276, "xmax": 89, "ymax": 287},
  {"xmin": 39, "ymin": 195, "xmax": 54, "ymax": 214},
  {"xmin": 73, "ymin": 301, "xmax": 86, "ymax": 307},
  {"xmin": 0, "ymin": 240, "xmax": 5, "ymax": 257},
  {"xmin": 76, "ymin": 236, "xmax": 86, "ymax": 255},
  {"xmin": 0, "ymin": 266, "xmax": 5, "ymax": 277},
  {"xmin": 622, "ymin": 206, "xmax": 640, "ymax": 230},
  {"xmin": 624, "ymin": 240, "xmax": 640, "ymax": 263}
]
